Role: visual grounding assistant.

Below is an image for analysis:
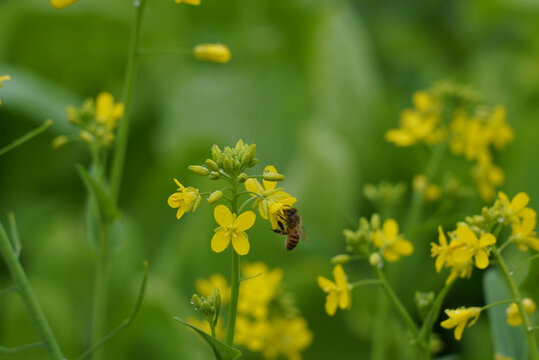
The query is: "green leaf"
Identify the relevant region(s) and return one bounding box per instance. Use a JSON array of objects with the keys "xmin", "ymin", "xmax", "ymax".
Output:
[
  {"xmin": 76, "ymin": 164, "xmax": 119, "ymax": 224},
  {"xmin": 173, "ymin": 317, "xmax": 241, "ymax": 360},
  {"xmin": 483, "ymin": 269, "xmax": 528, "ymax": 360}
]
